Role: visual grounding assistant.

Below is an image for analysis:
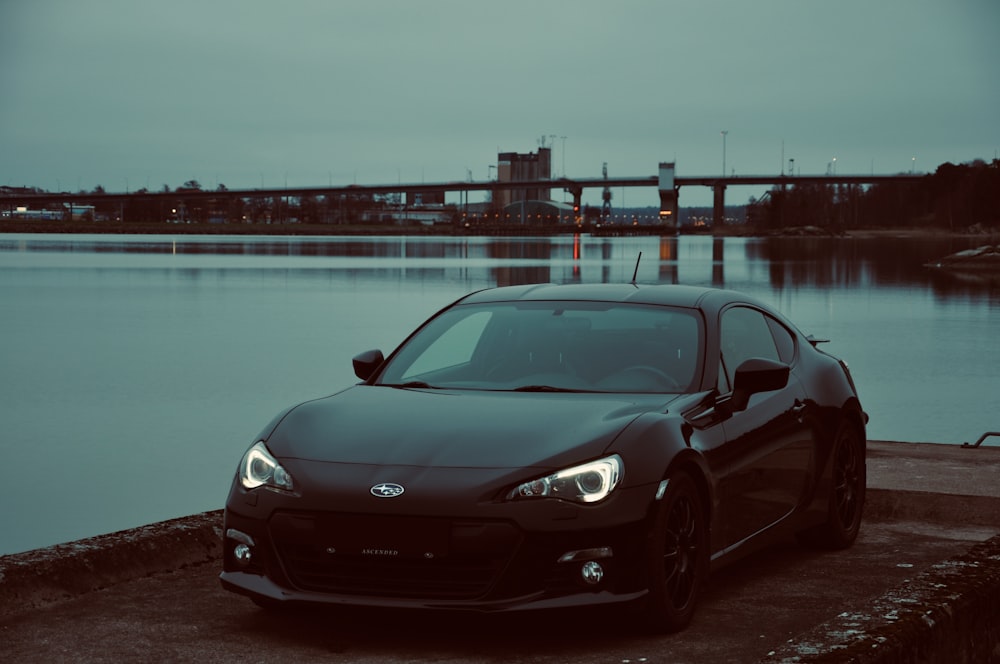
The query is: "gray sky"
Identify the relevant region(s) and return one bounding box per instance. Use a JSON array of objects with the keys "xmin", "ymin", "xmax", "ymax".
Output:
[{"xmin": 2, "ymin": 0, "xmax": 997, "ymax": 207}]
